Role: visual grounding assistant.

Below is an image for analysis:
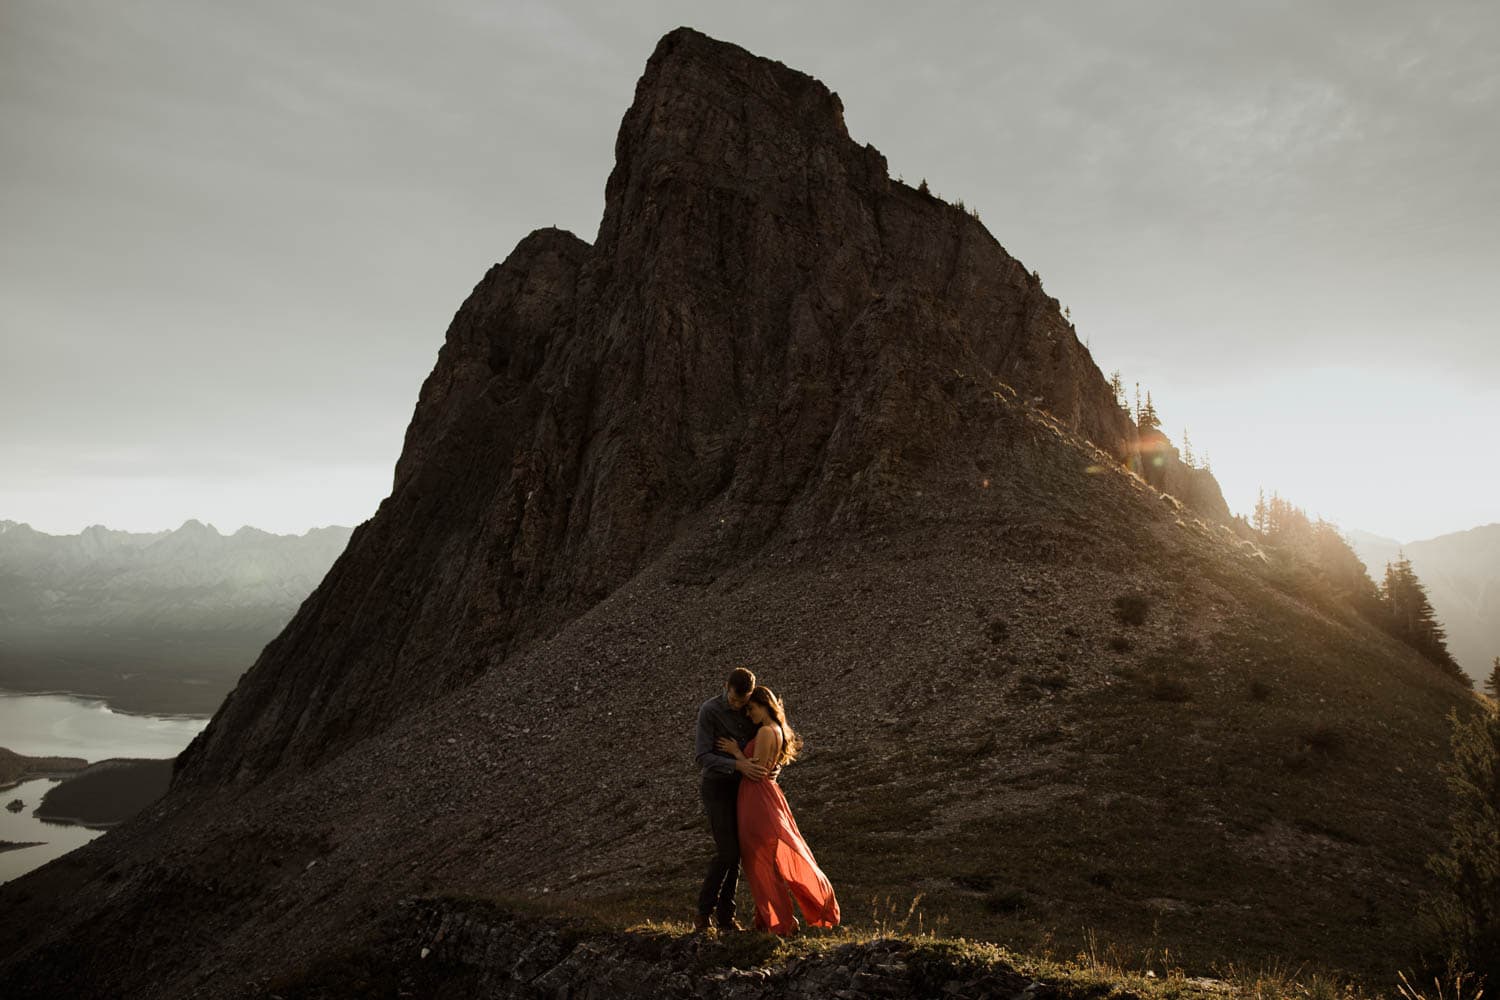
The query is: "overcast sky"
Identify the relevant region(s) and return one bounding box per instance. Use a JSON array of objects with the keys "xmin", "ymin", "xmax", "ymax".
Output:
[{"xmin": 2, "ymin": 0, "xmax": 1496, "ymax": 543}]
